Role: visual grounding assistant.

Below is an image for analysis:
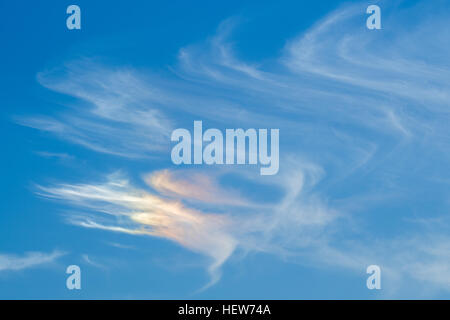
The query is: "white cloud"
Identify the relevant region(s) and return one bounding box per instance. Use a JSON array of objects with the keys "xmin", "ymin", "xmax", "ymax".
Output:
[
  {"xmin": 0, "ymin": 251, "xmax": 64, "ymax": 272},
  {"xmin": 82, "ymin": 254, "xmax": 106, "ymax": 269},
  {"xmin": 21, "ymin": 1, "xmax": 450, "ymax": 295},
  {"xmin": 37, "ymin": 163, "xmax": 336, "ymax": 288},
  {"xmin": 19, "ymin": 61, "xmax": 174, "ymax": 158}
]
